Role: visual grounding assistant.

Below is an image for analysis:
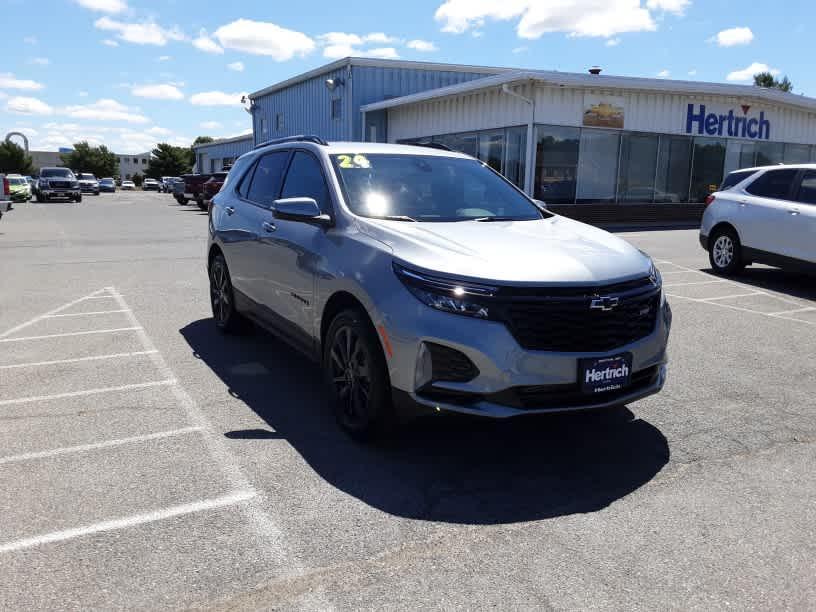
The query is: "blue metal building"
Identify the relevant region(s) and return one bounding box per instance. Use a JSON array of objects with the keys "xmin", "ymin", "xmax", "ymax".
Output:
[
  {"xmin": 193, "ymin": 134, "xmax": 254, "ymax": 173},
  {"xmin": 246, "ymin": 57, "xmax": 505, "ymax": 145}
]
